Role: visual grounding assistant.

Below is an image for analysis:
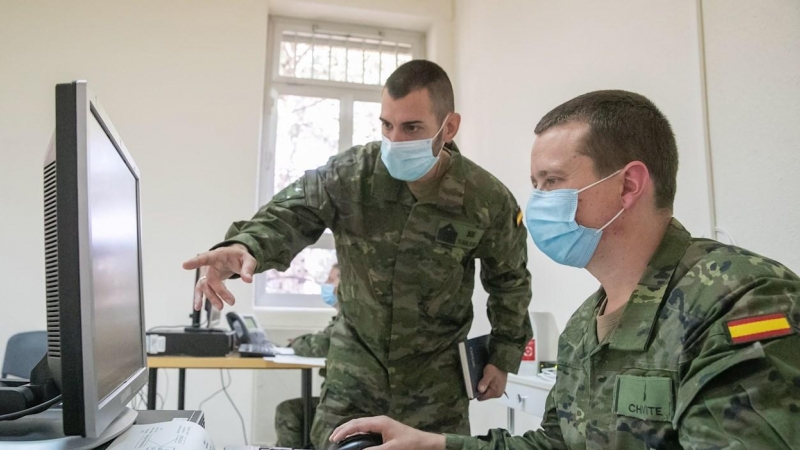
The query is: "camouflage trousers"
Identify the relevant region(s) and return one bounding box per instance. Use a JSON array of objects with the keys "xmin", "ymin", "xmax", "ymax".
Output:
[{"xmin": 275, "ymin": 396, "xmax": 320, "ymax": 449}]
